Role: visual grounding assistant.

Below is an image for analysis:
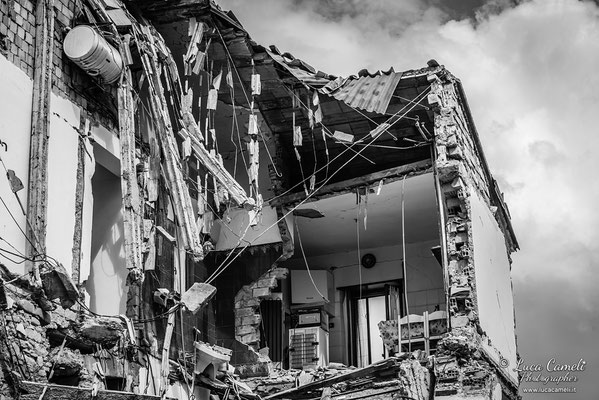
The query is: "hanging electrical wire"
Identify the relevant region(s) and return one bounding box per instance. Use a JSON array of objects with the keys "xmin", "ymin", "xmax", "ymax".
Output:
[
  {"xmin": 400, "ymin": 174, "xmax": 412, "ymax": 353},
  {"xmin": 205, "ymin": 90, "xmax": 430, "ymax": 285},
  {"xmin": 264, "ymin": 87, "xmax": 431, "ymax": 206},
  {"xmin": 214, "ymin": 24, "xmax": 282, "ymax": 178}
]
